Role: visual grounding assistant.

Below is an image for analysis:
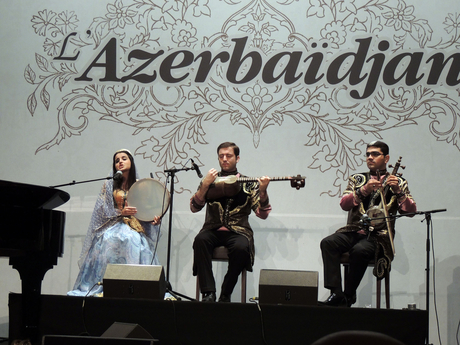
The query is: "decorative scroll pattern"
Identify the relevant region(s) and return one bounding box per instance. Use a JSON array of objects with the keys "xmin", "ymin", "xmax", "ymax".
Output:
[{"xmin": 25, "ymin": 0, "xmax": 460, "ymax": 195}]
